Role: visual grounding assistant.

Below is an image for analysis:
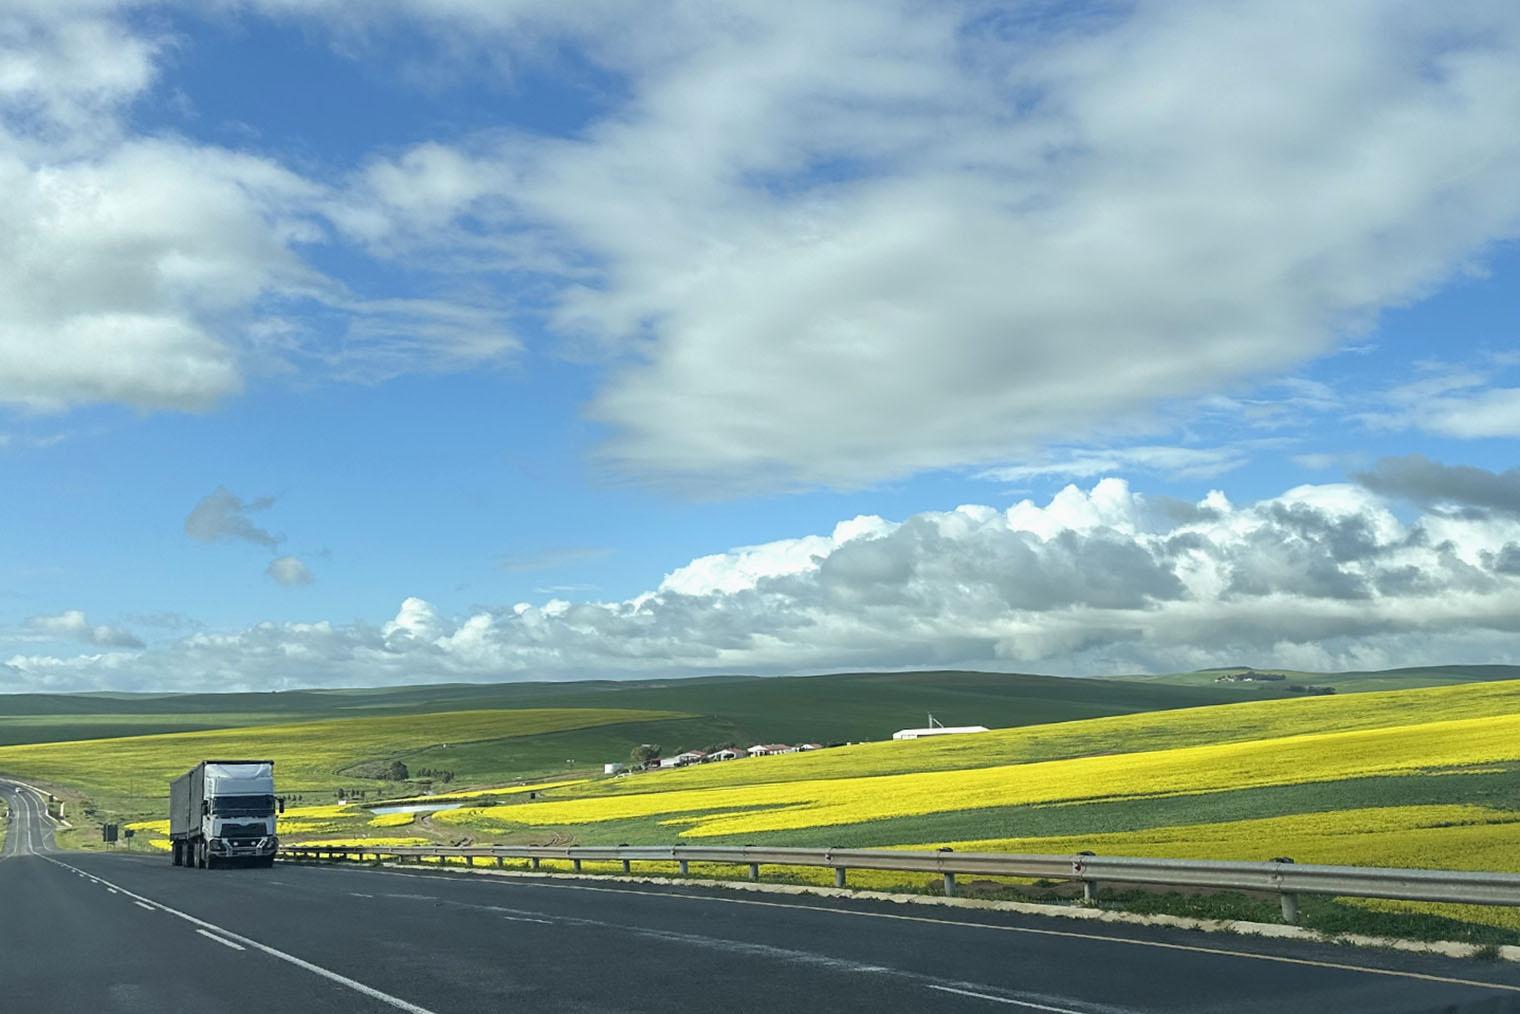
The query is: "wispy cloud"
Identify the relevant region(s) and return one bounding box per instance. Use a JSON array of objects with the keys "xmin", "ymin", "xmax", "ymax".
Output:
[
  {"xmin": 496, "ymin": 547, "xmax": 614, "ymax": 573},
  {"xmin": 982, "ymin": 444, "xmax": 1255, "ymax": 483}
]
